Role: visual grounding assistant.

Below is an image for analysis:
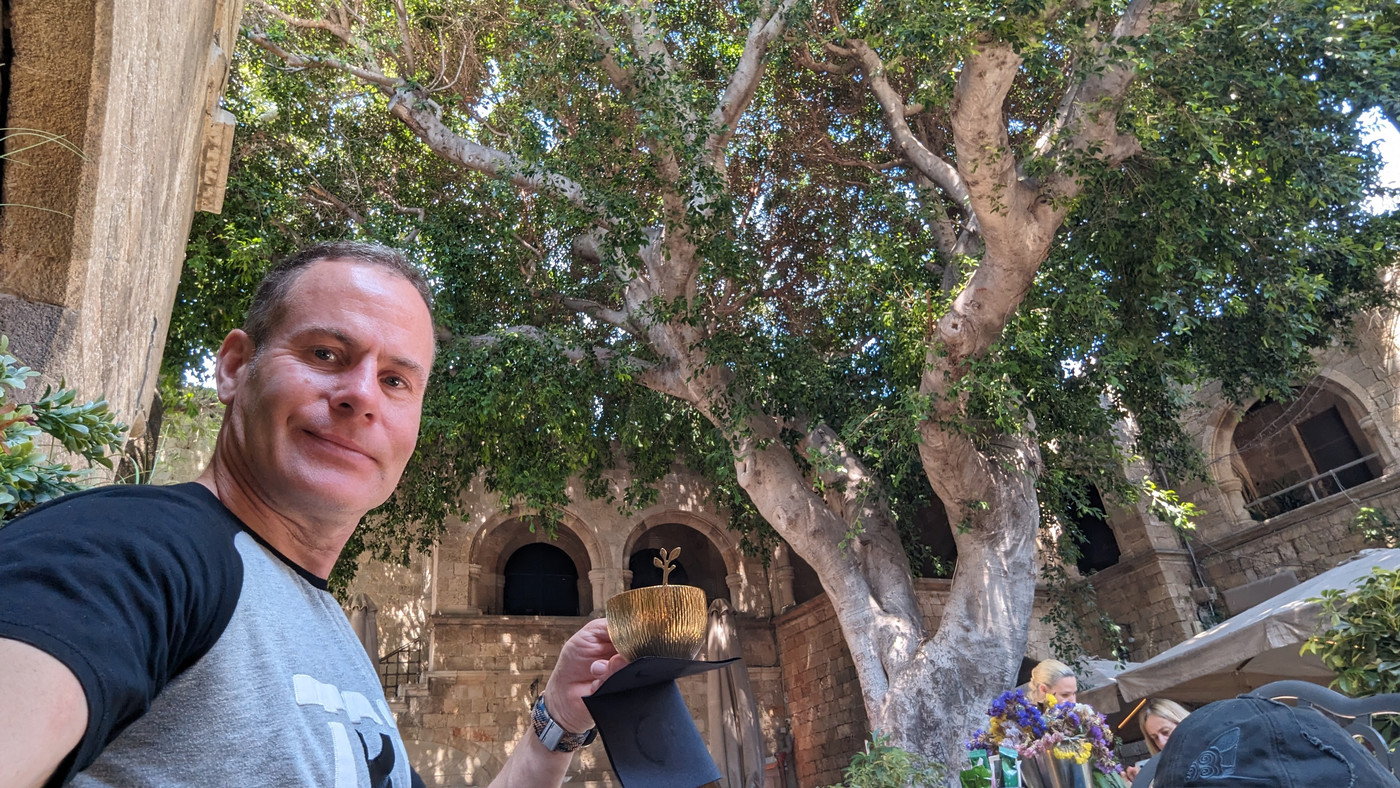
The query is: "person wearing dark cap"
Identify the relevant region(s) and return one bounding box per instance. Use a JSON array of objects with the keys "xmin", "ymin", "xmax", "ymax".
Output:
[
  {"xmin": 1153, "ymin": 694, "xmax": 1400, "ymax": 787},
  {"xmin": 0, "ymin": 243, "xmax": 627, "ymax": 788}
]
